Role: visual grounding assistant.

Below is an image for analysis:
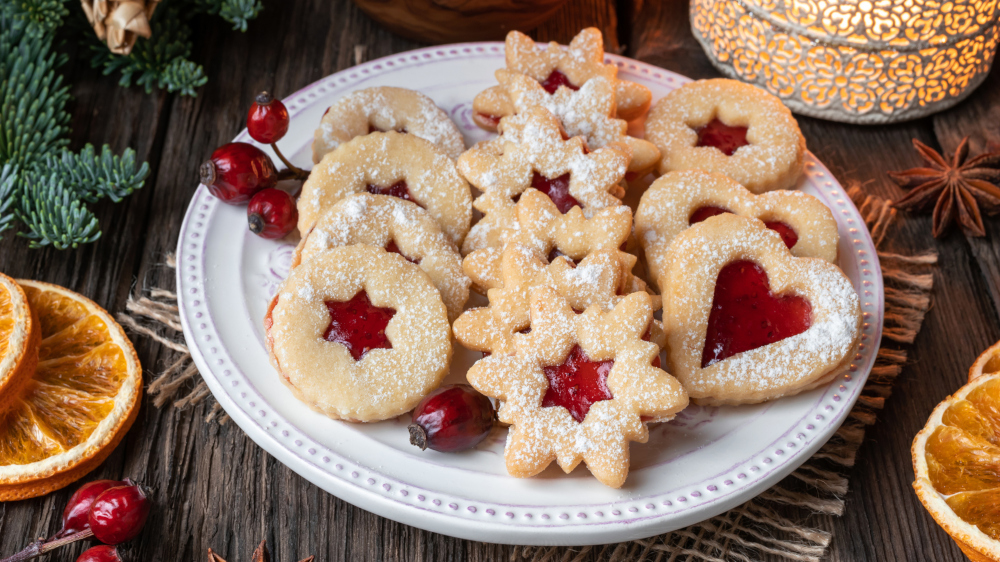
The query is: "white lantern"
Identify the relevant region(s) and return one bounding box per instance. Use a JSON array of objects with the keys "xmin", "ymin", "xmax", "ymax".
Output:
[{"xmin": 690, "ymin": 0, "xmax": 1000, "ymax": 123}]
